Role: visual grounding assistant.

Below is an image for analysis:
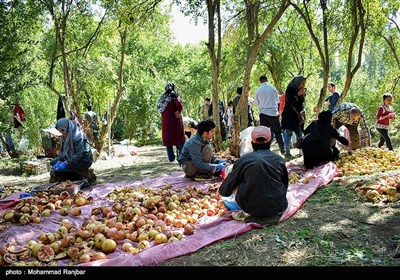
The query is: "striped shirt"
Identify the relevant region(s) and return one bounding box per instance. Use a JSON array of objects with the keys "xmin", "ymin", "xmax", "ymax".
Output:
[{"xmin": 332, "ymin": 102, "xmax": 370, "ymax": 143}]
